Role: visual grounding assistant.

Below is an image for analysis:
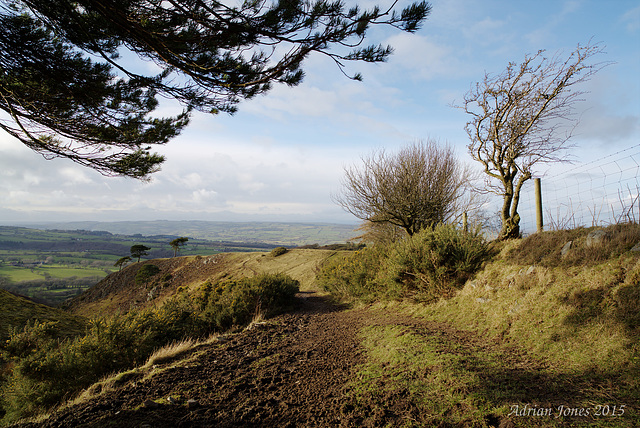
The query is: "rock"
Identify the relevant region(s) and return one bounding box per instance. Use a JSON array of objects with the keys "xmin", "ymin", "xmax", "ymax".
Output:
[
  {"xmin": 586, "ymin": 229, "xmax": 608, "ymax": 247},
  {"xmin": 561, "ymin": 241, "xmax": 572, "ymax": 256},
  {"xmin": 631, "ymin": 242, "xmax": 640, "ymax": 253},
  {"xmin": 143, "ymin": 399, "xmax": 159, "ymax": 409},
  {"xmin": 476, "ymin": 297, "xmax": 491, "ymax": 303},
  {"xmin": 187, "ymin": 399, "xmax": 199, "ymax": 409},
  {"xmin": 167, "ymin": 396, "xmax": 177, "ymax": 404}
]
